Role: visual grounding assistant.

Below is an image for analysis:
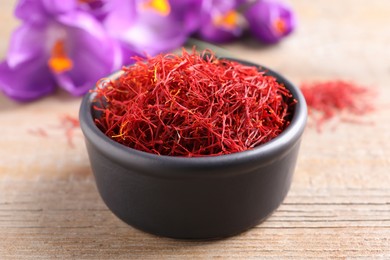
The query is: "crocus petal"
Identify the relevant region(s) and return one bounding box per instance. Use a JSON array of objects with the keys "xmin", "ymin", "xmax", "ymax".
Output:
[
  {"xmin": 121, "ymin": 20, "xmax": 189, "ymax": 55},
  {"xmin": 244, "ymin": 0, "xmax": 296, "ymax": 44},
  {"xmin": 197, "ymin": 11, "xmax": 243, "ymax": 43},
  {"xmin": 169, "ymin": 0, "xmax": 203, "ymax": 34},
  {"xmin": 53, "ymin": 40, "xmax": 135, "ymax": 96},
  {"xmin": 54, "ymin": 73, "xmax": 89, "ymax": 96},
  {"xmin": 197, "ymin": 0, "xmax": 243, "ymax": 43},
  {"xmin": 55, "ymin": 34, "xmax": 122, "ymax": 96},
  {"xmin": 58, "ymin": 10, "xmax": 125, "ymax": 70},
  {"xmin": 51, "ymin": 12, "xmax": 124, "ymax": 95},
  {"xmin": 78, "ymin": 0, "xmax": 112, "ymax": 21},
  {"xmin": 120, "ymin": 42, "xmax": 142, "ymax": 65},
  {"xmin": 57, "ymin": 10, "xmax": 120, "ymax": 53},
  {"xmin": 197, "ymin": 25, "xmax": 242, "ymax": 43},
  {"xmin": 15, "ymin": 0, "xmax": 77, "ymax": 23},
  {"xmin": 104, "ymin": 0, "xmax": 202, "ymax": 56},
  {"xmin": 3, "ymin": 0, "xmax": 136, "ymax": 101},
  {"xmin": 6, "ymin": 23, "xmax": 46, "ymax": 69},
  {"xmin": 0, "ymin": 59, "xmax": 56, "ymax": 101},
  {"xmin": 41, "ymin": 0, "xmax": 77, "ymax": 15},
  {"xmin": 14, "ymin": 0, "xmax": 47, "ymax": 24},
  {"xmin": 102, "ymin": 0, "xmax": 137, "ymax": 36}
]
